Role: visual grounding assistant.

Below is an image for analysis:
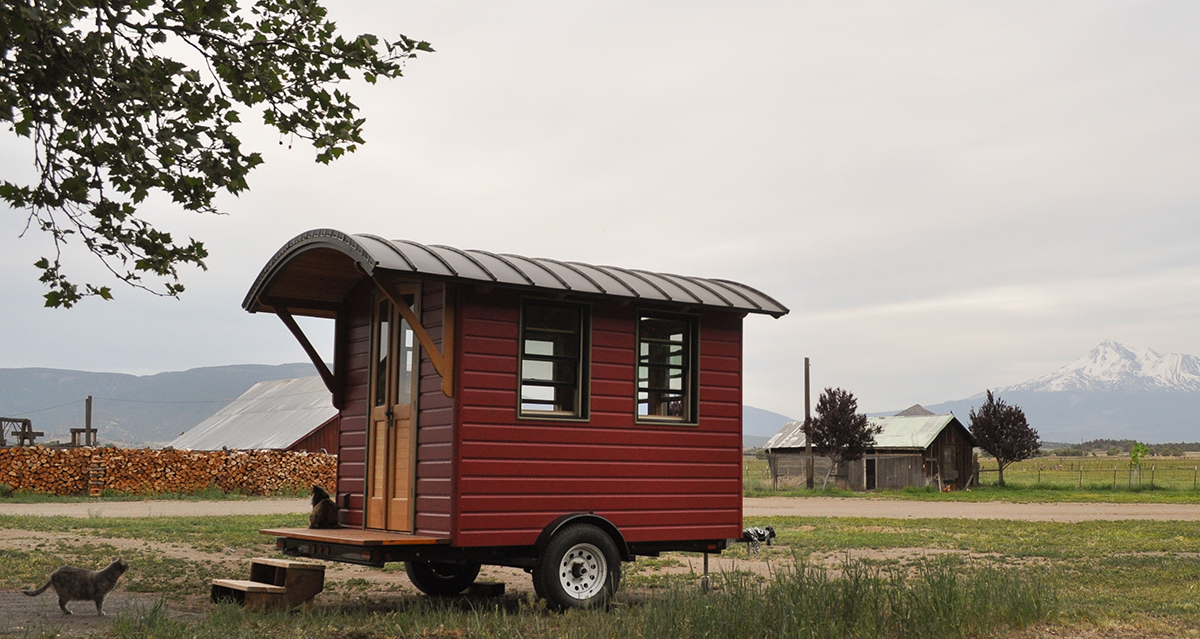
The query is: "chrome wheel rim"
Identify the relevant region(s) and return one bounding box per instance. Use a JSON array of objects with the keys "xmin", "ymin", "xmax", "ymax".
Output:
[{"xmin": 557, "ymin": 542, "xmax": 606, "ymax": 600}]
